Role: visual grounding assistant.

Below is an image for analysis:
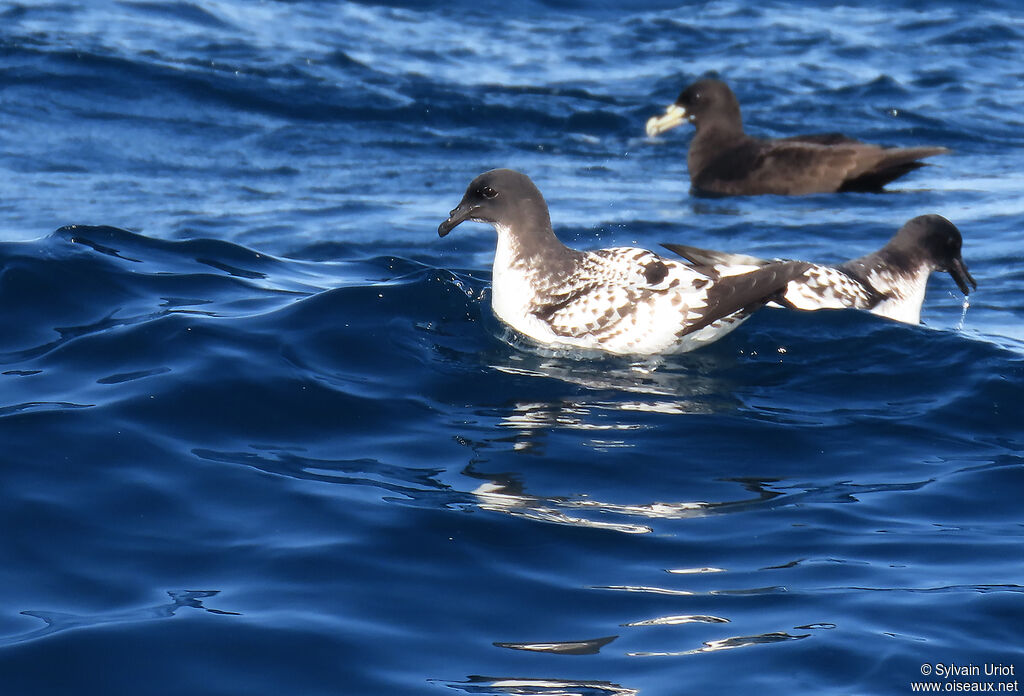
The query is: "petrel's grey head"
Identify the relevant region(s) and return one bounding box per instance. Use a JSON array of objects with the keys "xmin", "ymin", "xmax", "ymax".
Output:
[
  {"xmin": 646, "ymin": 78, "xmax": 743, "ymax": 137},
  {"xmin": 438, "ymin": 169, "xmax": 550, "ymax": 238},
  {"xmin": 890, "ymin": 214, "xmax": 977, "ymax": 296}
]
